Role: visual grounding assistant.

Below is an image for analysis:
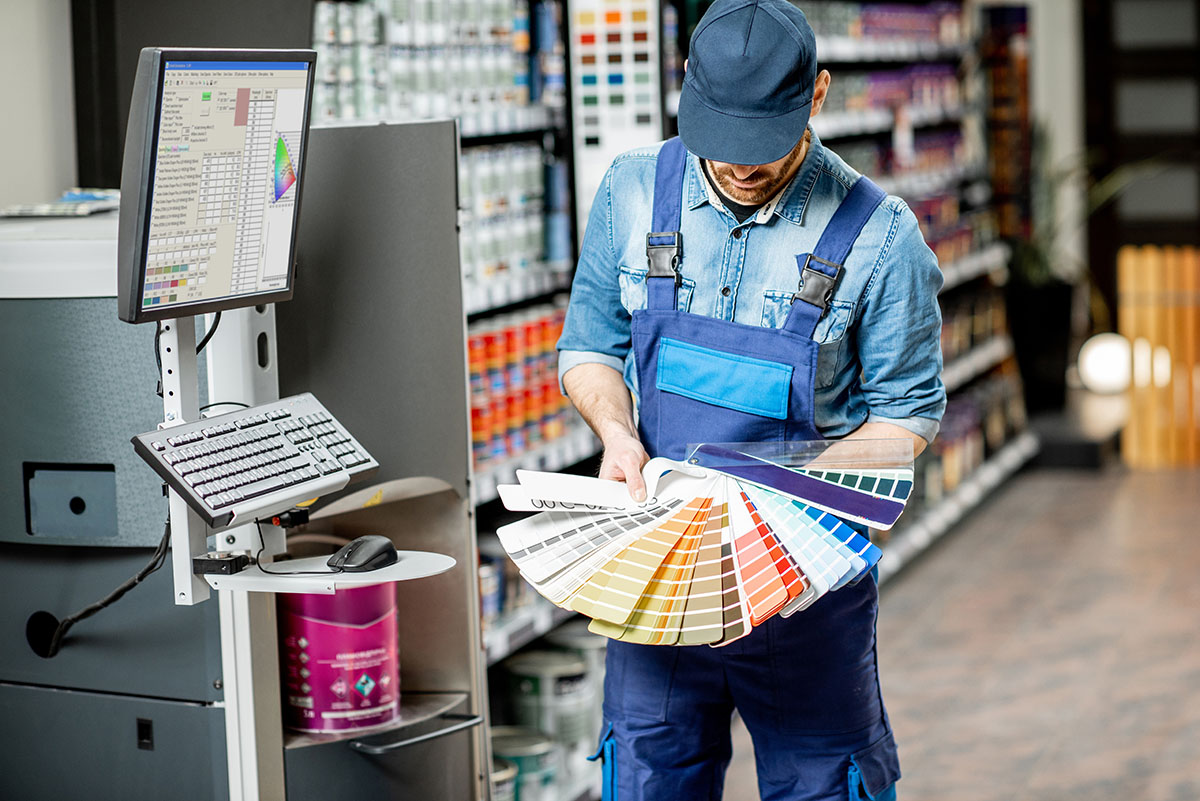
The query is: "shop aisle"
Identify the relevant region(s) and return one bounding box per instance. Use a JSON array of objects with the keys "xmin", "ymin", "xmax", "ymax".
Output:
[{"xmin": 723, "ymin": 467, "xmax": 1200, "ymax": 801}]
